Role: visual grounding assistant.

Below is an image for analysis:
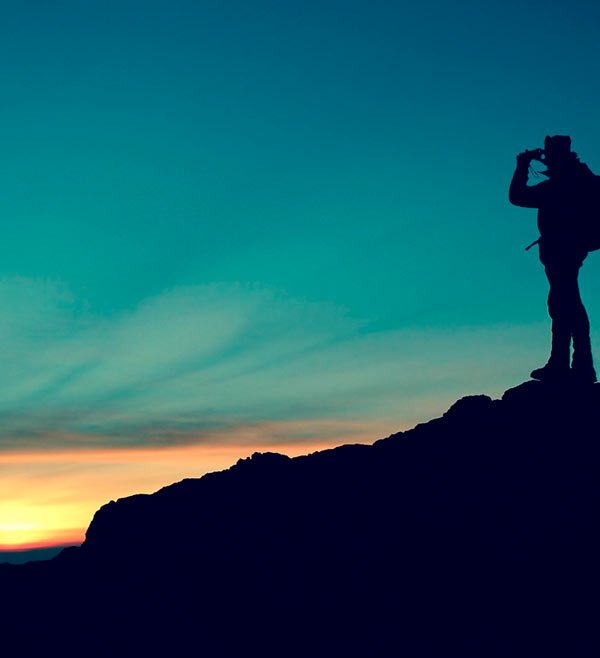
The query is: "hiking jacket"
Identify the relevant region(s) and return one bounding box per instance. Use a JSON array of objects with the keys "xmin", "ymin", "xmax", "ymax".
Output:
[{"xmin": 509, "ymin": 159, "xmax": 593, "ymax": 264}]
